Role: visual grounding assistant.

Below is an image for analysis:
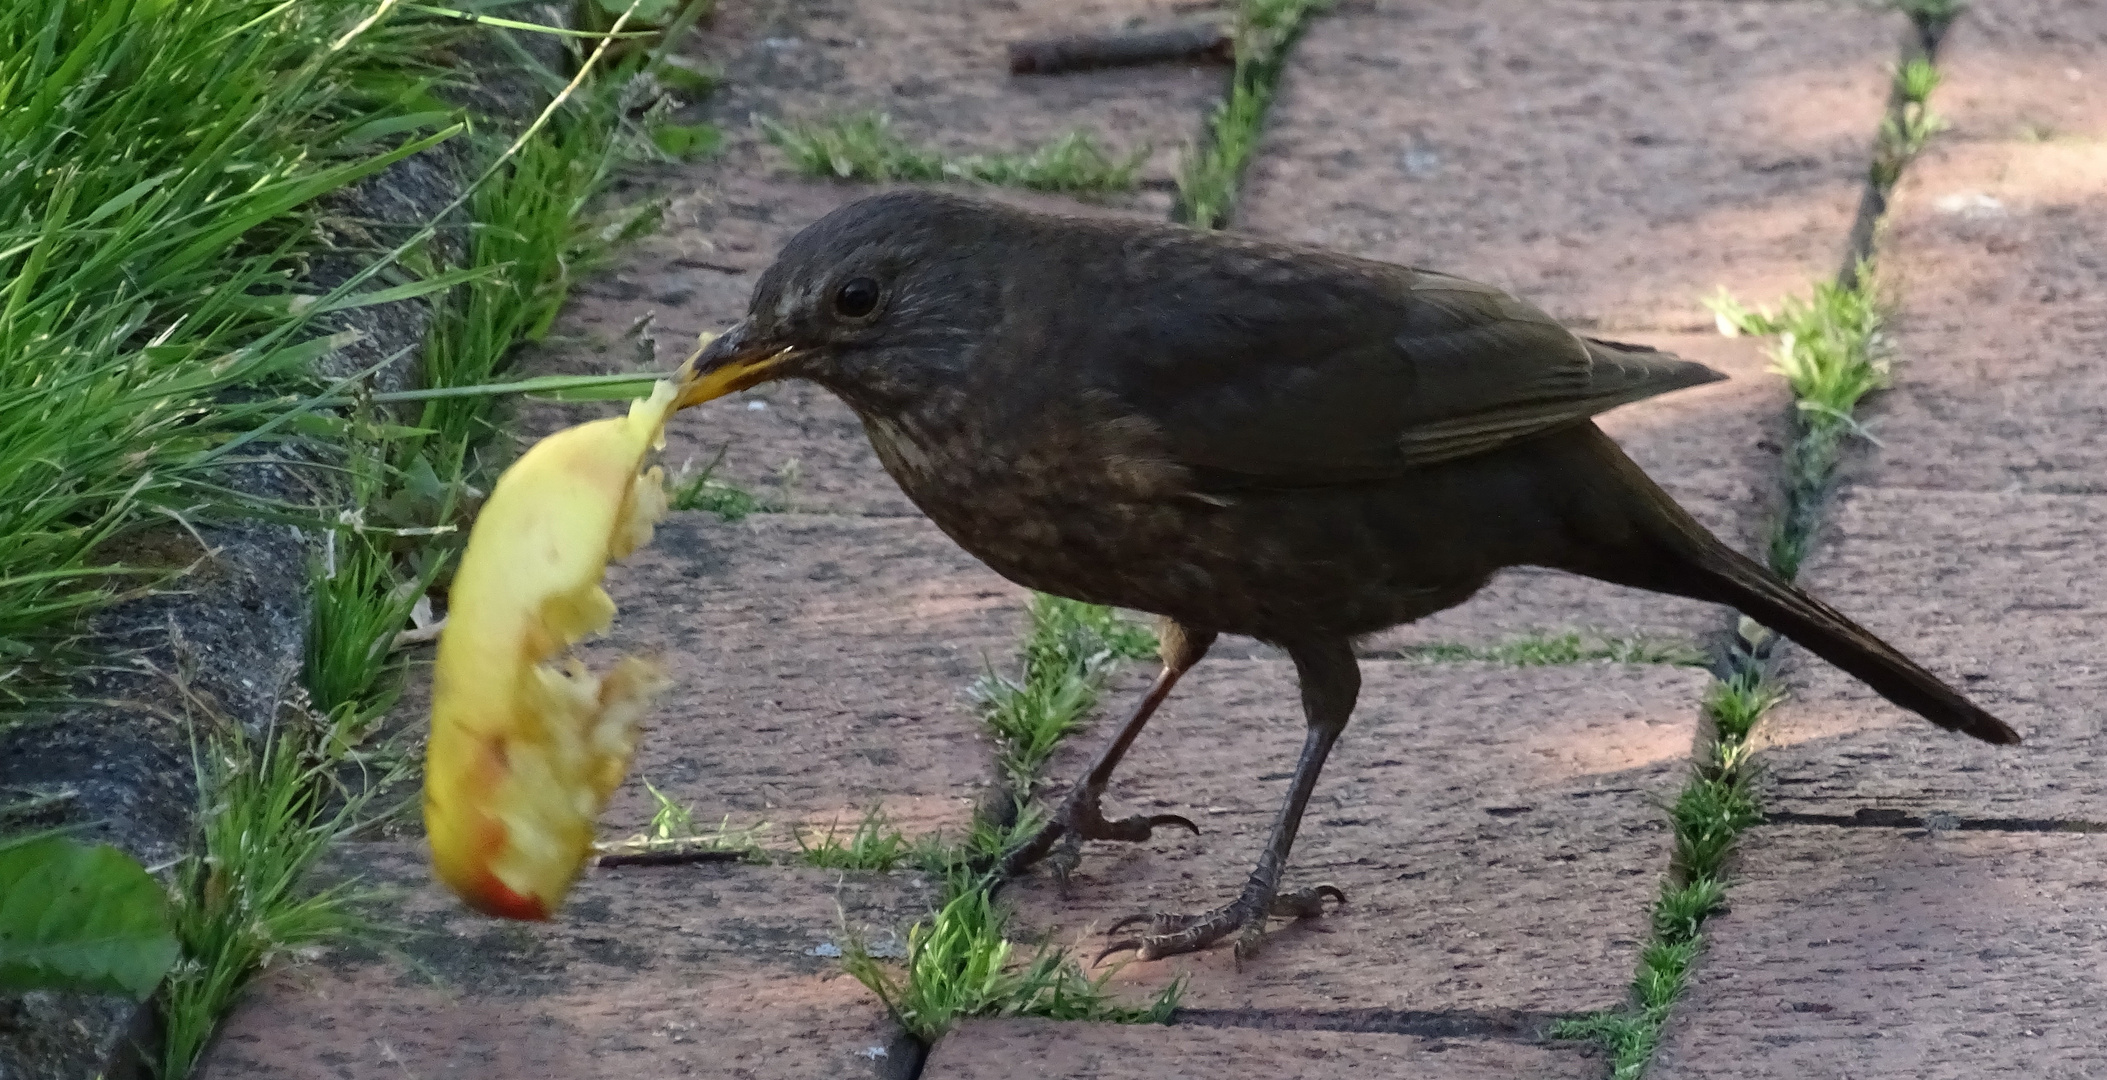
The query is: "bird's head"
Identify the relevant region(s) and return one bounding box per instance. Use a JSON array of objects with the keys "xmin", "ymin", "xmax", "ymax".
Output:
[{"xmin": 673, "ymin": 189, "xmax": 1013, "ymax": 414}]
